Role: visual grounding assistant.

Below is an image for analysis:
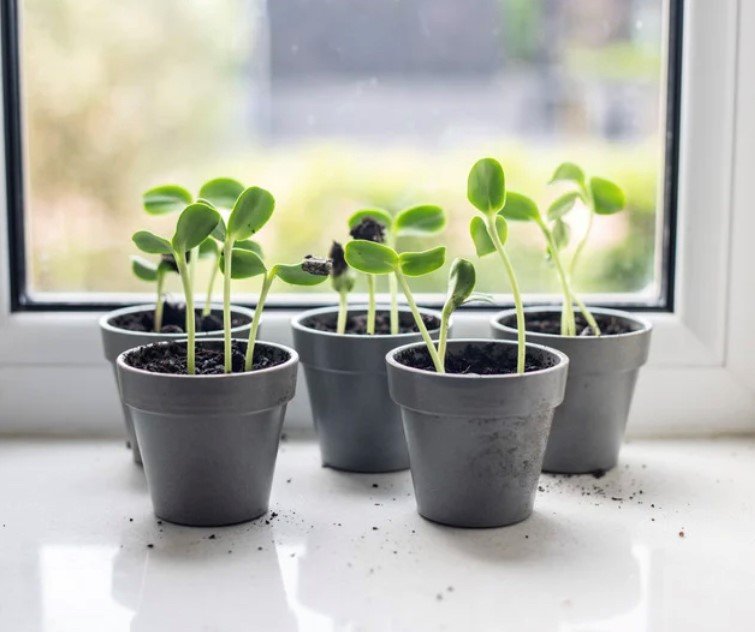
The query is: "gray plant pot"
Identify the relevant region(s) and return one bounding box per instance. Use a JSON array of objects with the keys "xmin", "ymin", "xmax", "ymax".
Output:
[
  {"xmin": 116, "ymin": 339, "xmax": 298, "ymax": 527},
  {"xmin": 491, "ymin": 307, "xmax": 652, "ymax": 474},
  {"xmin": 386, "ymin": 339, "xmax": 569, "ymax": 528},
  {"xmin": 99, "ymin": 304, "xmax": 255, "ymax": 464},
  {"xmin": 292, "ymin": 305, "xmax": 444, "ymax": 473}
]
